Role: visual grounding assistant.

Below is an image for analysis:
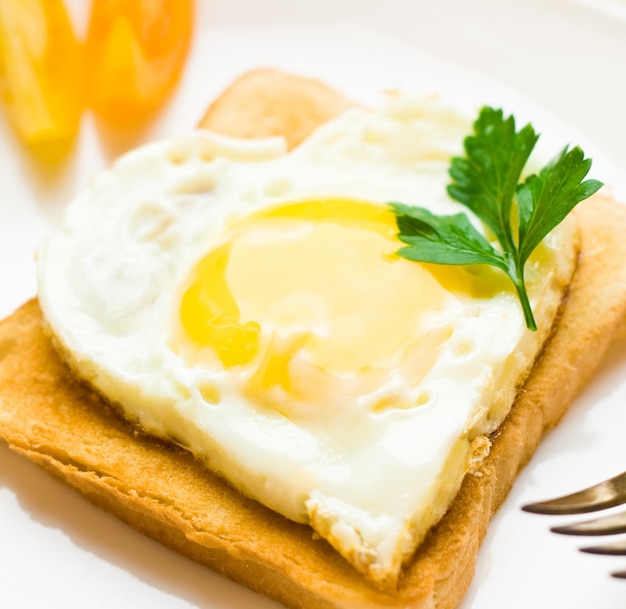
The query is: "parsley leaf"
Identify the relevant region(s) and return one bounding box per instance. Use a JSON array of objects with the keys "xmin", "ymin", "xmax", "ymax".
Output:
[
  {"xmin": 390, "ymin": 106, "xmax": 603, "ymax": 331},
  {"xmin": 447, "ymin": 107, "xmax": 538, "ymax": 253},
  {"xmin": 391, "ymin": 204, "xmax": 507, "ymax": 270},
  {"xmin": 517, "ymin": 145, "xmax": 603, "ymax": 263}
]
